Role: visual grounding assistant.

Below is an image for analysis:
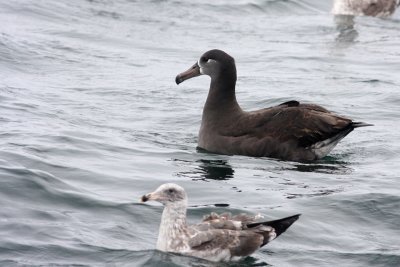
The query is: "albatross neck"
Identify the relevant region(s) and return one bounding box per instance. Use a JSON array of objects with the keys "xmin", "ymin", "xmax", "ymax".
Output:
[{"xmin": 203, "ymin": 73, "xmax": 242, "ymax": 118}]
